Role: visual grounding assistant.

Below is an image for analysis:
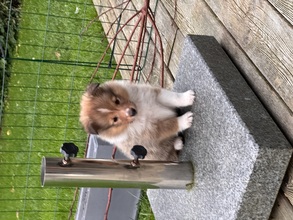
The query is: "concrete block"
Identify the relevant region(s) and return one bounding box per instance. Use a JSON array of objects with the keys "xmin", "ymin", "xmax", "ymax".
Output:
[{"xmin": 147, "ymin": 35, "xmax": 293, "ymax": 220}]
